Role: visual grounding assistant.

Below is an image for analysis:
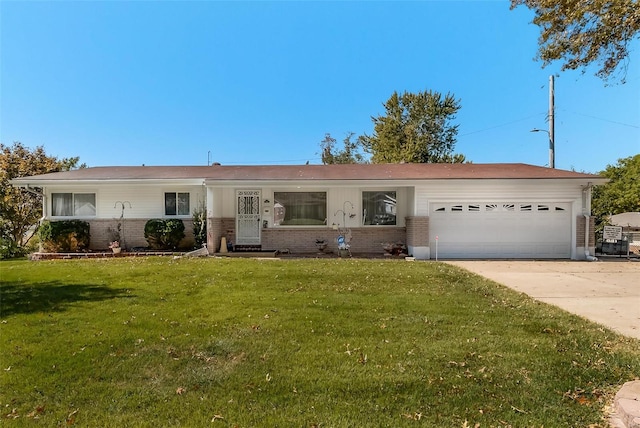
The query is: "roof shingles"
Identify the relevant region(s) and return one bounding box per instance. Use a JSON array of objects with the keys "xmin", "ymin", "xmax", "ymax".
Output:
[{"xmin": 12, "ymin": 163, "xmax": 604, "ymax": 183}]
